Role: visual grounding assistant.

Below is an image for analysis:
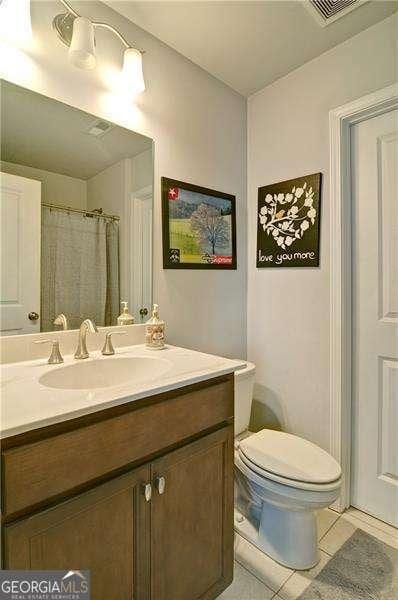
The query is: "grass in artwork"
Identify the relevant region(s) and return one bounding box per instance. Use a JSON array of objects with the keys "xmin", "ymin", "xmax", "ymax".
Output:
[
  {"xmin": 169, "ymin": 215, "xmax": 232, "ymax": 263},
  {"xmin": 170, "ymin": 219, "xmax": 202, "ymax": 262}
]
